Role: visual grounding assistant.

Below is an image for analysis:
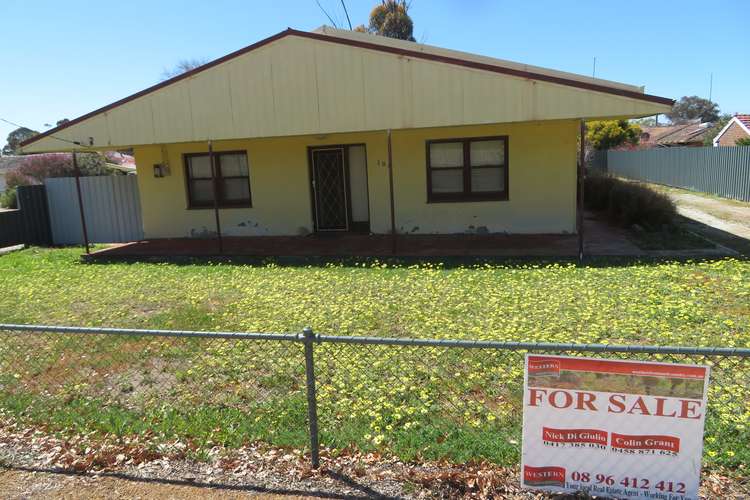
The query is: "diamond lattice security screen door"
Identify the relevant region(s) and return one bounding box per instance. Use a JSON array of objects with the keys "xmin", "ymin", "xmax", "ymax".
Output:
[{"xmin": 312, "ymin": 148, "xmax": 349, "ymax": 231}]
